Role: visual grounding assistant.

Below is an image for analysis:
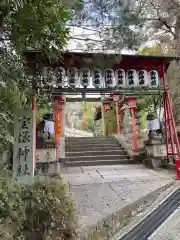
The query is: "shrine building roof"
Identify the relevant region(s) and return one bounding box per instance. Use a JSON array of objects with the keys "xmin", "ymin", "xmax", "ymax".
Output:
[{"xmin": 23, "ymin": 50, "xmax": 180, "ymax": 77}]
